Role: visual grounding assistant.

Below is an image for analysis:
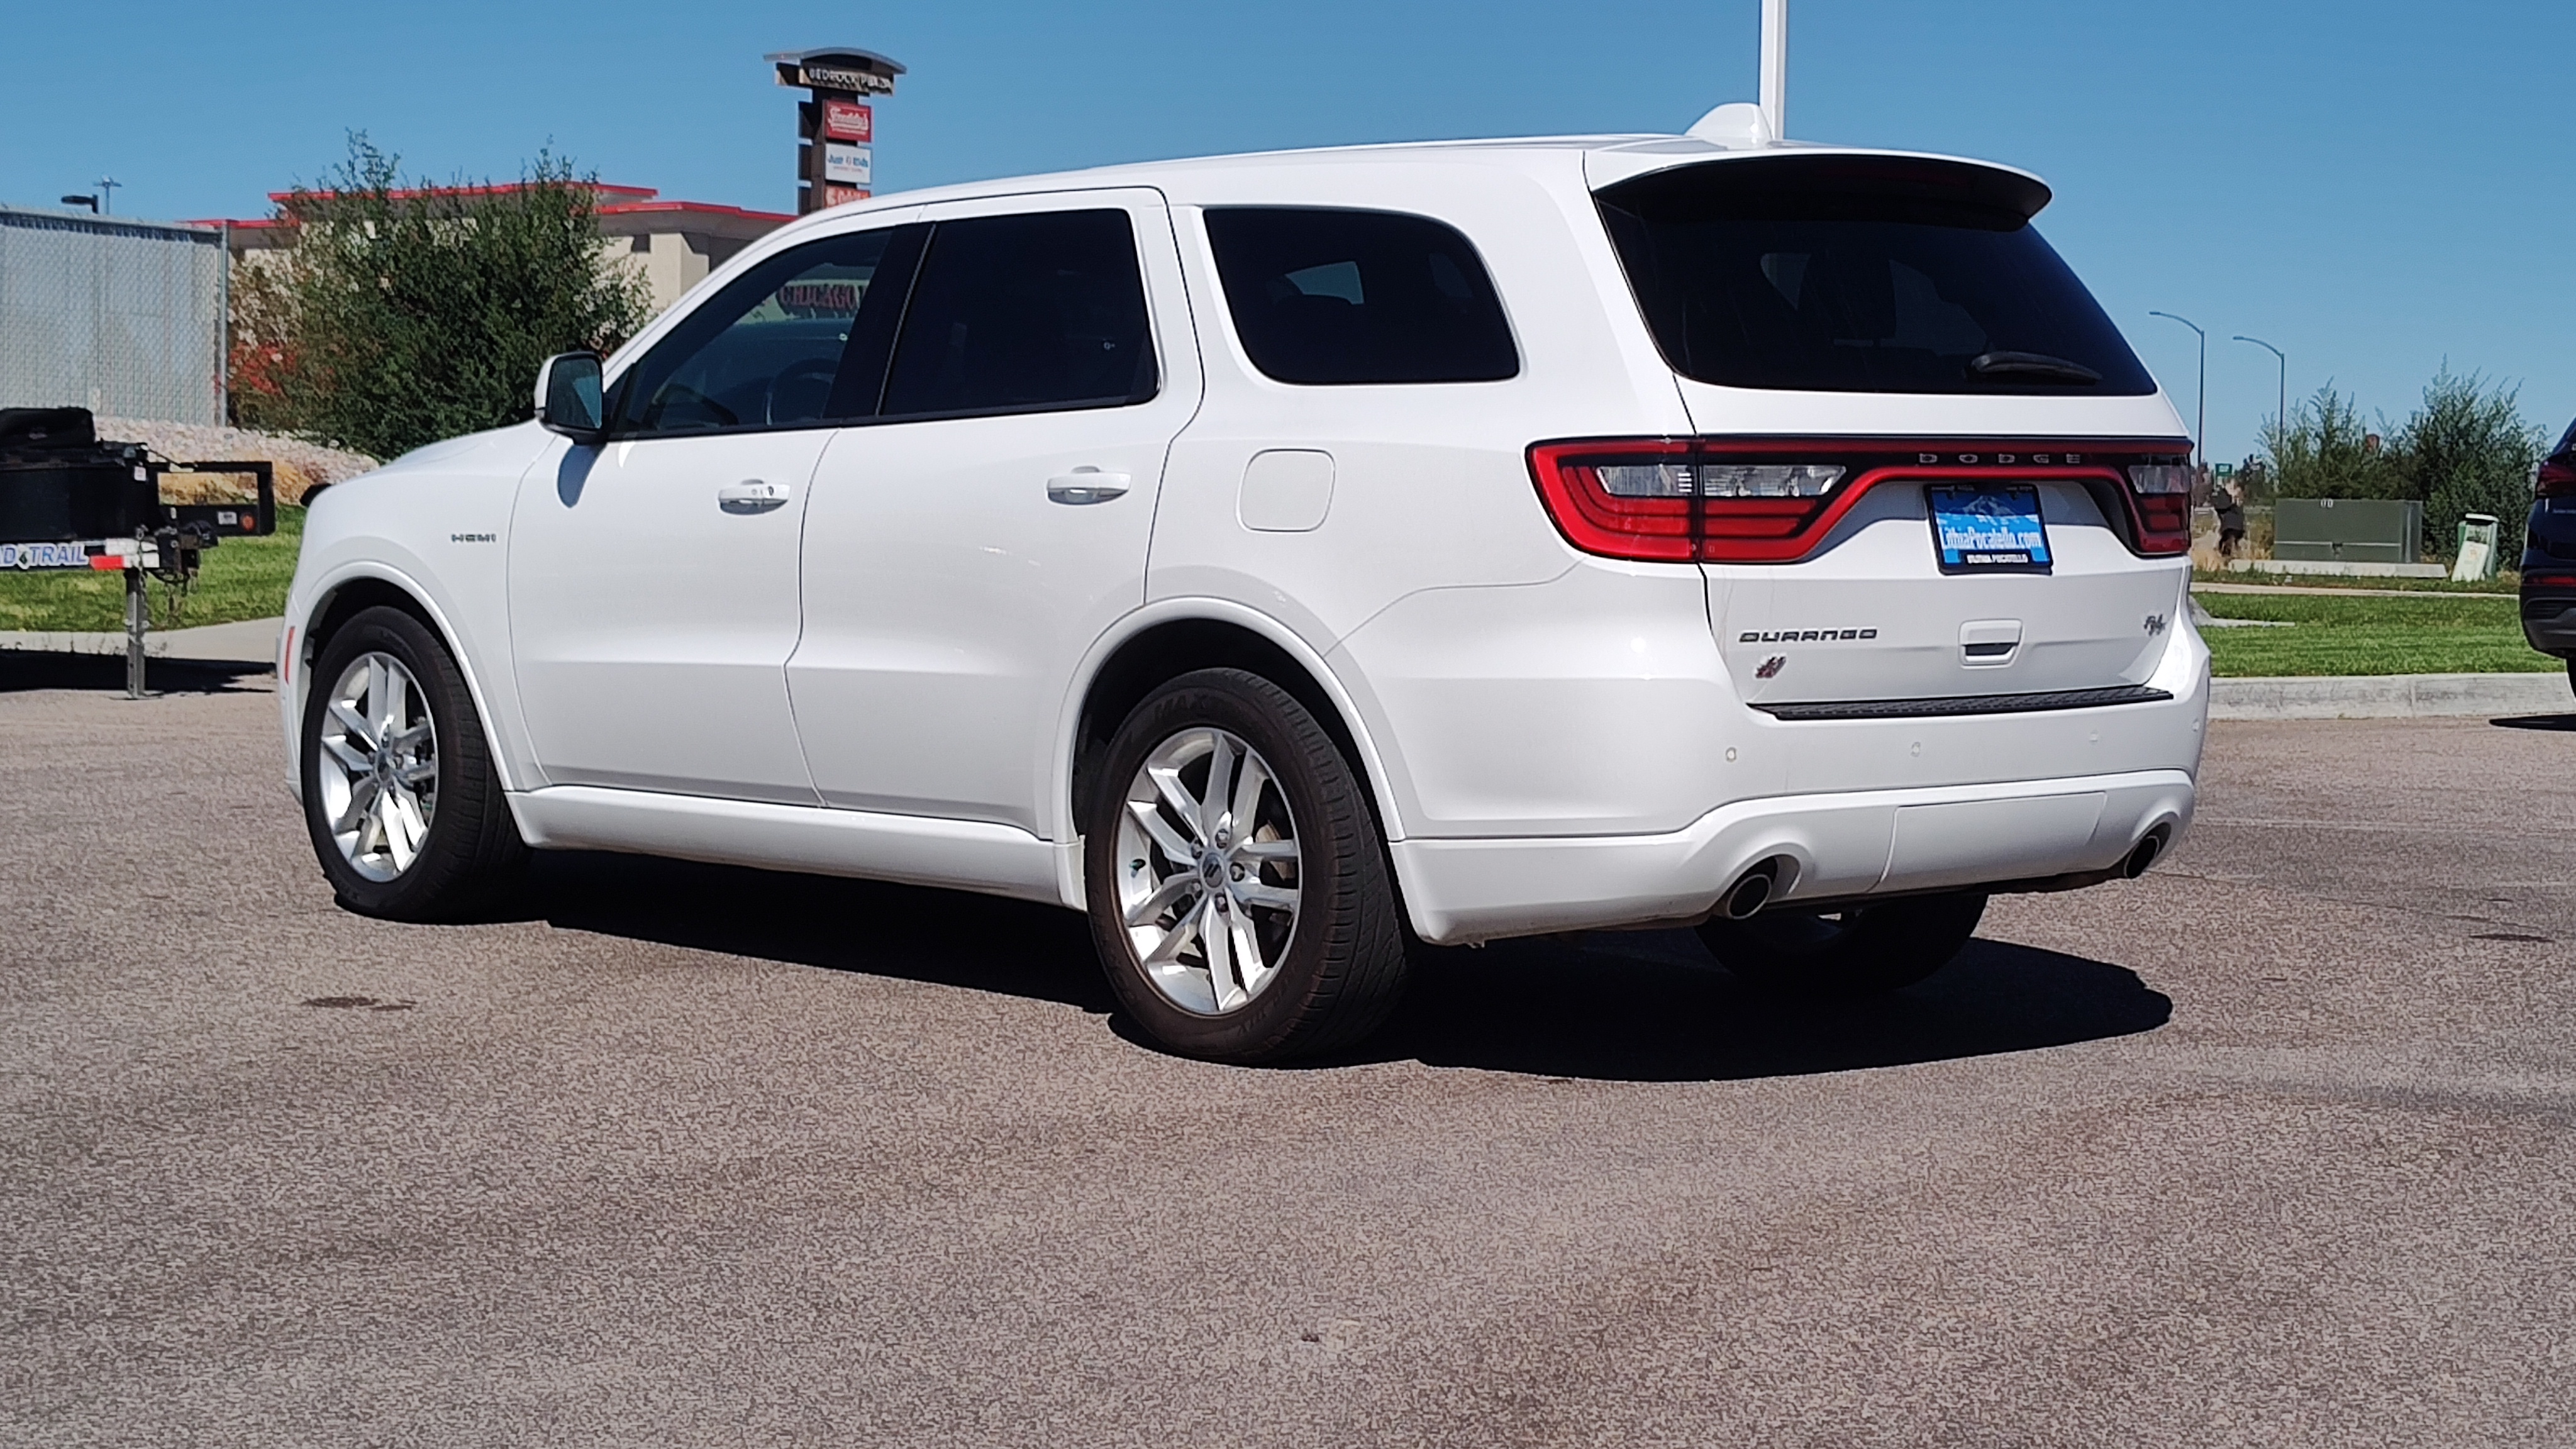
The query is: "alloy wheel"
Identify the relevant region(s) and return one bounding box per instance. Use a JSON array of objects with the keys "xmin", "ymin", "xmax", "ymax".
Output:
[
  {"xmin": 313, "ymin": 652, "xmax": 439, "ymax": 882},
  {"xmin": 1113, "ymin": 726, "xmax": 1302, "ymax": 1015}
]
